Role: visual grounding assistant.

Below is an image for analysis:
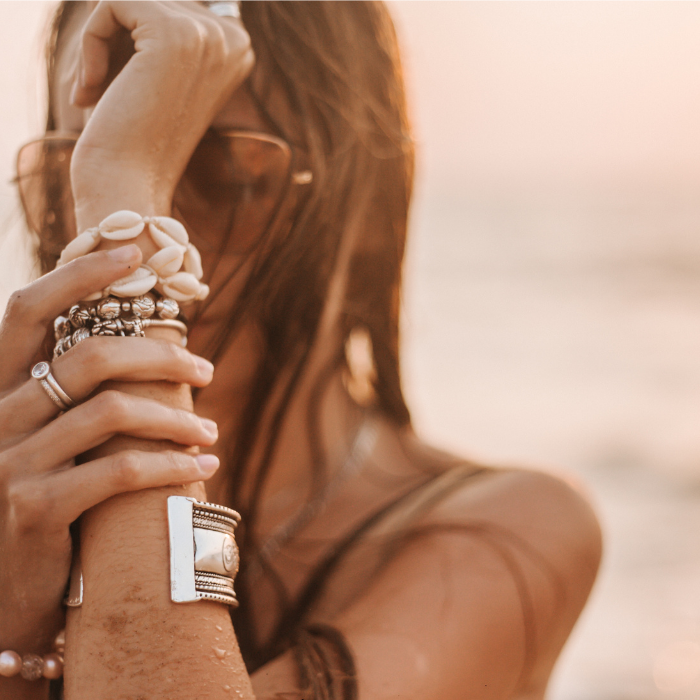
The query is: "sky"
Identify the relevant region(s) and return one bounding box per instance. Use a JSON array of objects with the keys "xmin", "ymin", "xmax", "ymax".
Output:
[
  {"xmin": 391, "ymin": 2, "xmax": 700, "ymax": 196},
  {"xmin": 5, "ymin": 2, "xmax": 700, "ymax": 200}
]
